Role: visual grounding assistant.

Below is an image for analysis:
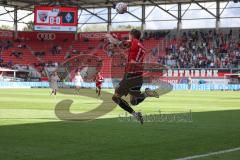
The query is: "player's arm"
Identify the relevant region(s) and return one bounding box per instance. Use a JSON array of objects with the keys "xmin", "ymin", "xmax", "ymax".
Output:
[
  {"xmin": 80, "ymin": 76, "xmax": 84, "ymax": 82},
  {"xmin": 99, "ymin": 77, "xmax": 104, "ymax": 82},
  {"xmin": 120, "ymin": 40, "xmax": 131, "ymax": 49},
  {"xmin": 94, "ymin": 75, "xmax": 97, "ymax": 82},
  {"xmin": 105, "ymin": 34, "xmax": 121, "ymax": 45},
  {"xmin": 105, "ymin": 33, "xmax": 130, "ymax": 49}
]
